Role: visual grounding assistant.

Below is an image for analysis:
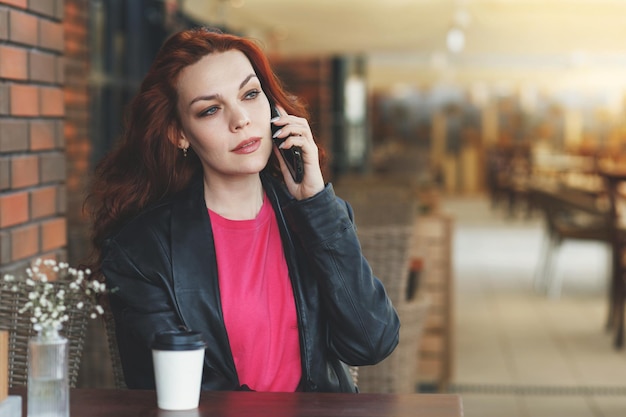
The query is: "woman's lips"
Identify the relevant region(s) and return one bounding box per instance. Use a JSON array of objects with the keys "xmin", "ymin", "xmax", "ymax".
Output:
[{"xmin": 232, "ymin": 137, "xmax": 261, "ymax": 154}]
